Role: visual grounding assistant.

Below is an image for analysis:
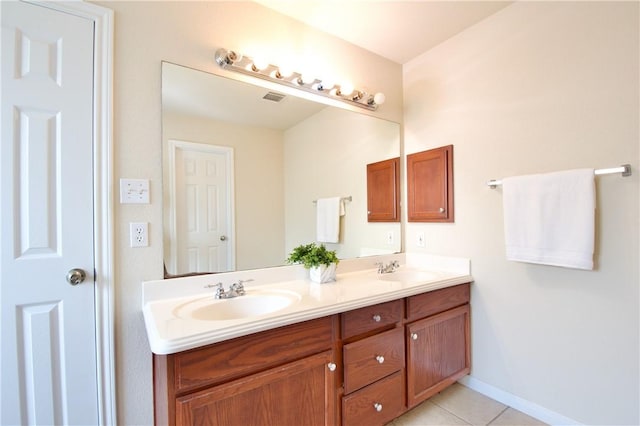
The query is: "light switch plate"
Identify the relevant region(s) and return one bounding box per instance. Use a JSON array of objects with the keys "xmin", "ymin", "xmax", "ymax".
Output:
[{"xmin": 120, "ymin": 179, "xmax": 150, "ymax": 204}]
